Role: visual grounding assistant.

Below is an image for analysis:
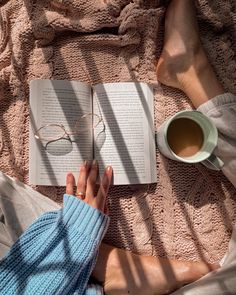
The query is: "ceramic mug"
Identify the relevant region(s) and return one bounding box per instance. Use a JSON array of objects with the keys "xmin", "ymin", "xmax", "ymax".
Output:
[{"xmin": 156, "ymin": 110, "xmax": 224, "ymax": 170}]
